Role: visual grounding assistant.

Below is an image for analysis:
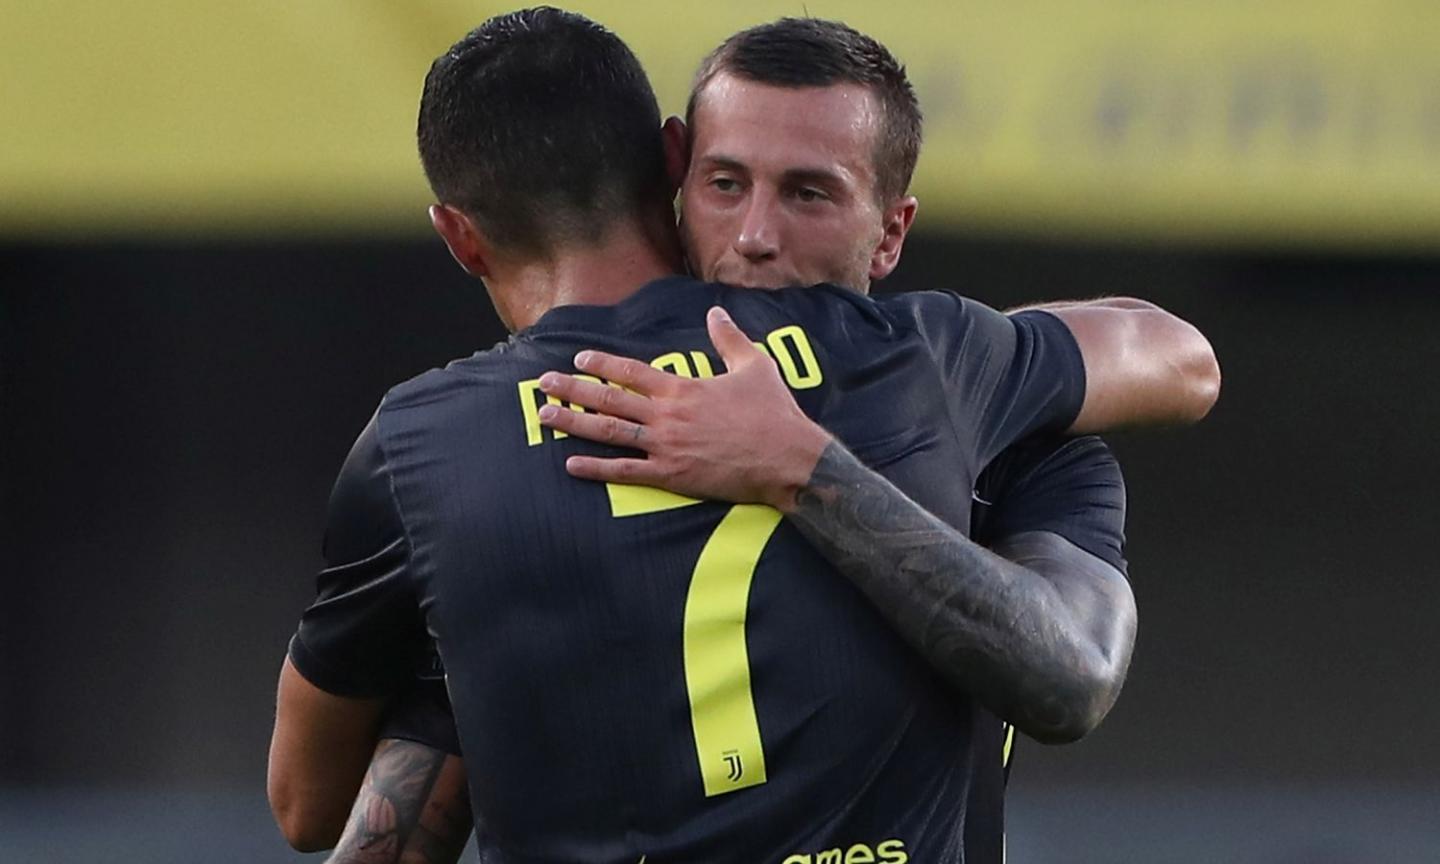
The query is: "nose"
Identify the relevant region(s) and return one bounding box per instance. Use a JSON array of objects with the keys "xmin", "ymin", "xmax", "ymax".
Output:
[{"xmin": 734, "ymin": 189, "xmax": 780, "ymax": 262}]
